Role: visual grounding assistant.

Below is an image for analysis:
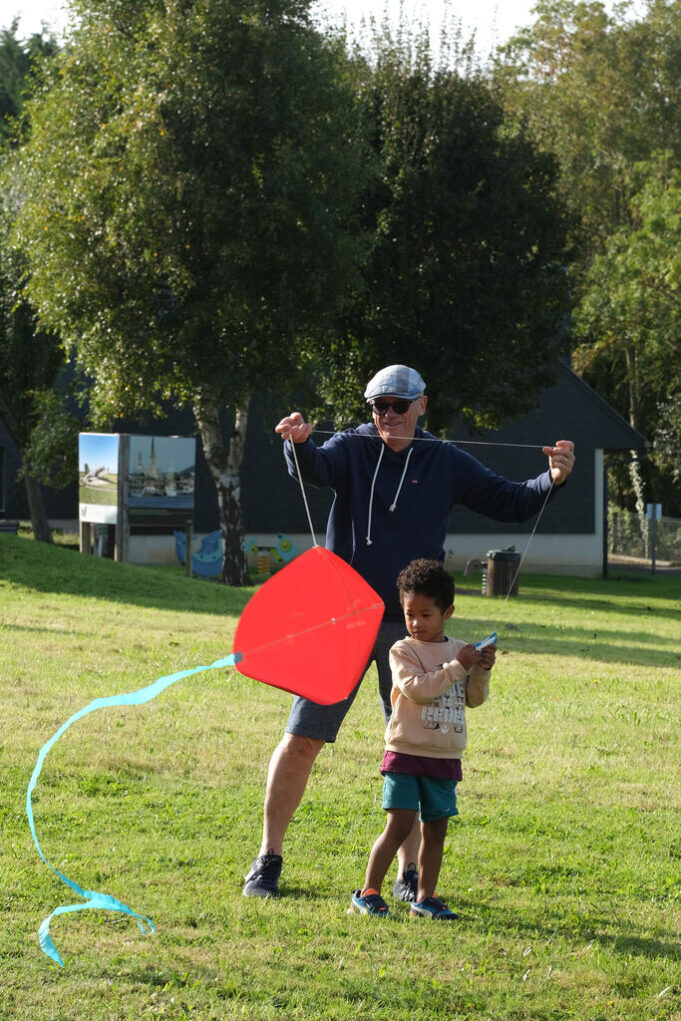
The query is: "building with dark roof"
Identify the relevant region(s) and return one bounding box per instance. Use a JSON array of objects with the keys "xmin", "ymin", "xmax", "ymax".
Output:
[{"xmin": 0, "ymin": 360, "xmax": 647, "ymax": 576}]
